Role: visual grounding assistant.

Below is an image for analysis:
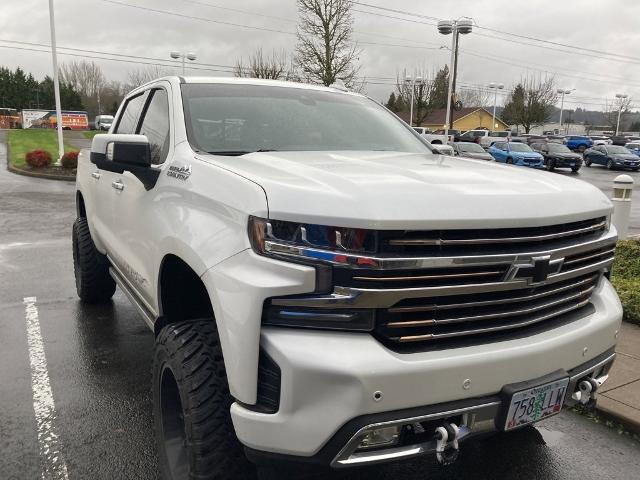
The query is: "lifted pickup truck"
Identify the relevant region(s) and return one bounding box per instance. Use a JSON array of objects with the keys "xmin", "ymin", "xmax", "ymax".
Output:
[{"xmin": 74, "ymin": 76, "xmax": 621, "ymax": 479}]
